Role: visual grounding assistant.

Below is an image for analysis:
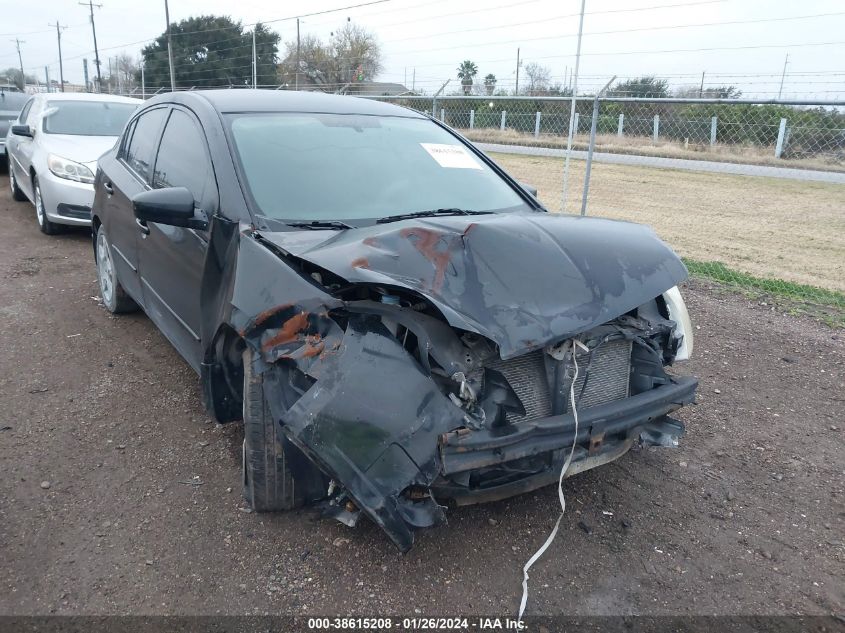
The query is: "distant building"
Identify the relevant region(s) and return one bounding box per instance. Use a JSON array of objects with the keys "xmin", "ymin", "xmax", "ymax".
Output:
[{"xmin": 344, "ymin": 81, "xmax": 414, "ymax": 96}]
